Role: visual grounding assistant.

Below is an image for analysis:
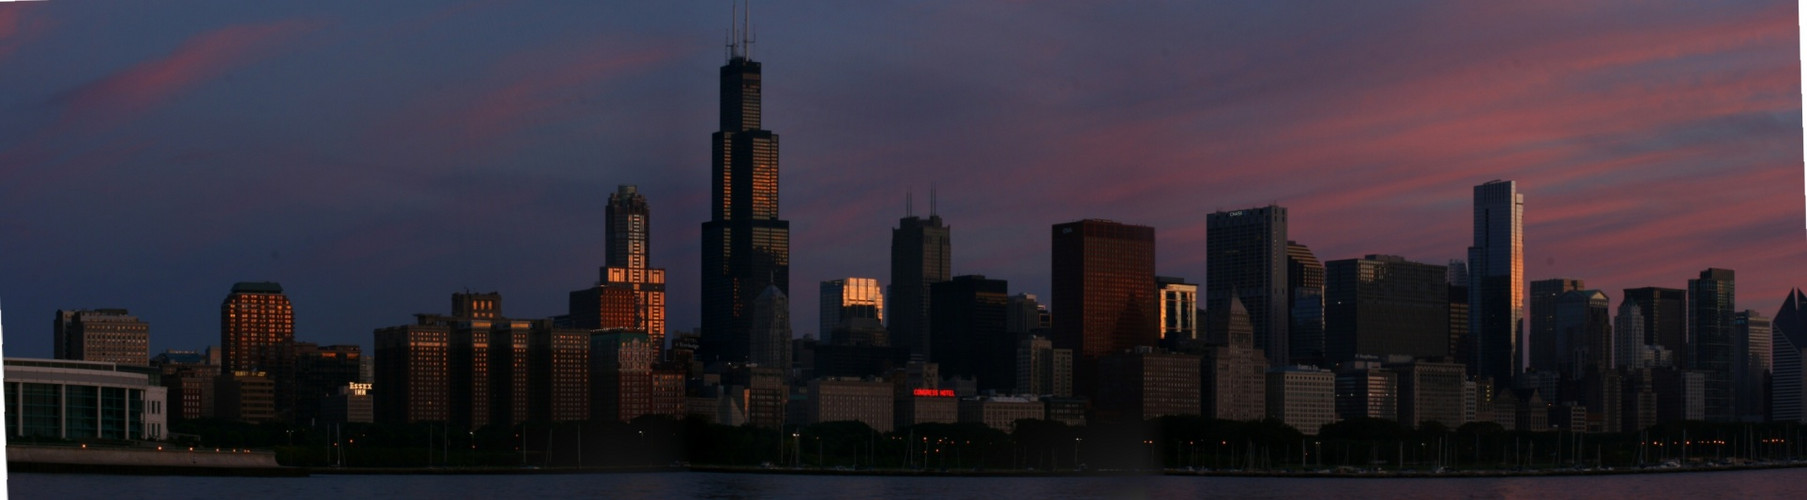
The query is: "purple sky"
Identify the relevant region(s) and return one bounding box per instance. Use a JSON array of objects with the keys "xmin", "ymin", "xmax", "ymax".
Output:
[{"xmin": 0, "ymin": 1, "xmax": 1801, "ymax": 358}]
